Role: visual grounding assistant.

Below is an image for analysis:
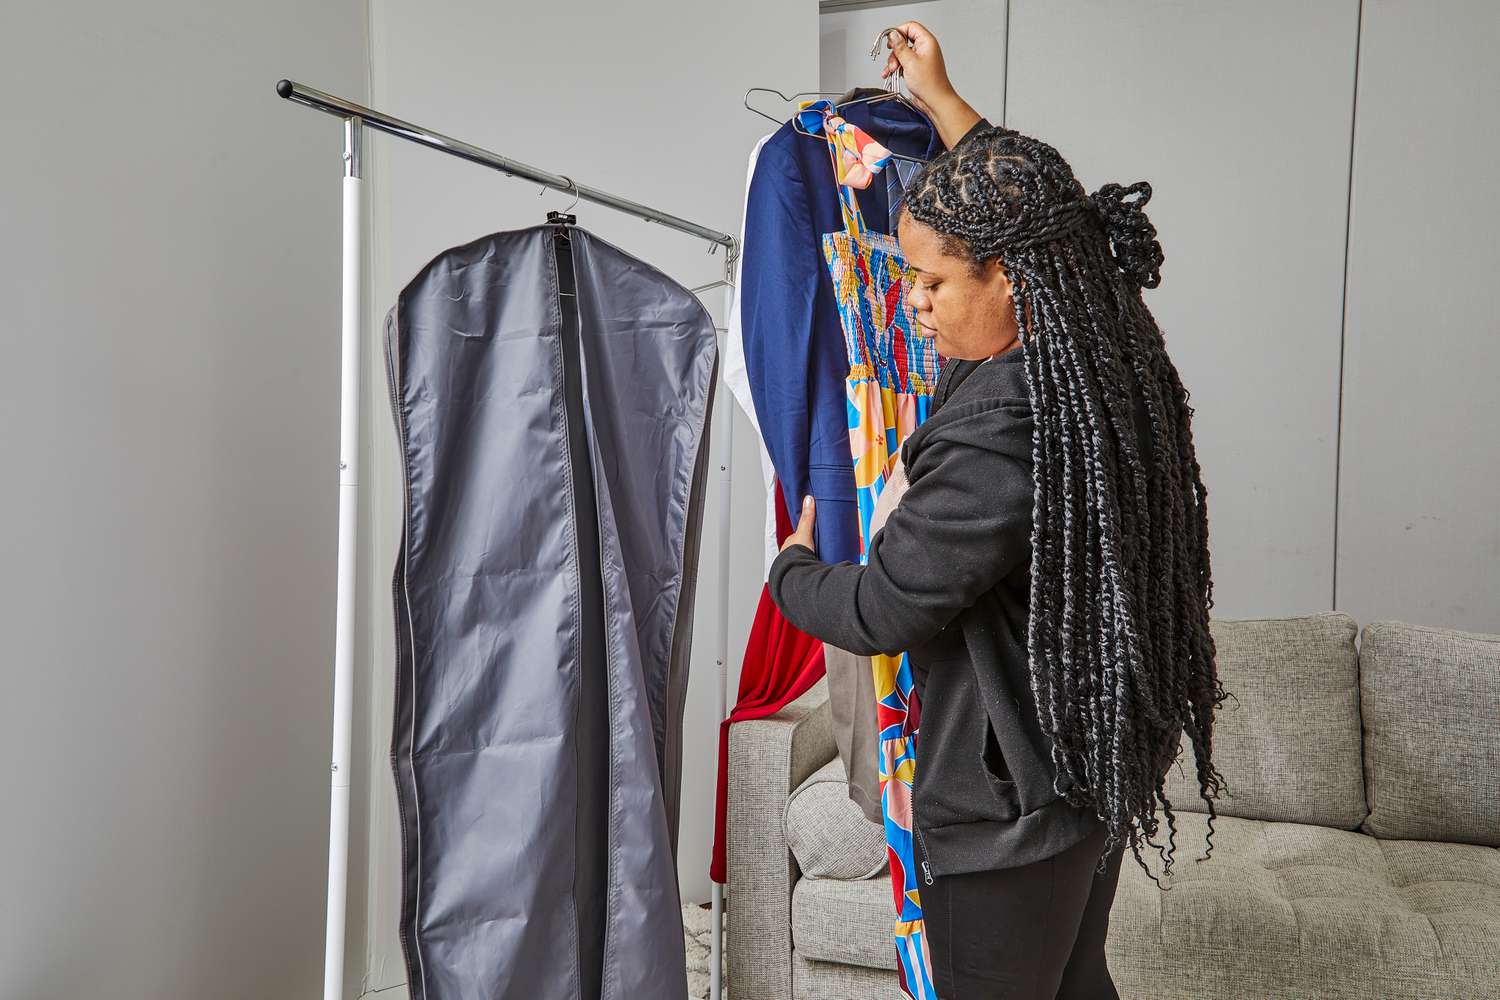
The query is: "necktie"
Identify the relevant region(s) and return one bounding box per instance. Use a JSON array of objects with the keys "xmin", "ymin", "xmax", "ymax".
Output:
[{"xmin": 886, "ymin": 160, "xmax": 906, "ymax": 220}]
